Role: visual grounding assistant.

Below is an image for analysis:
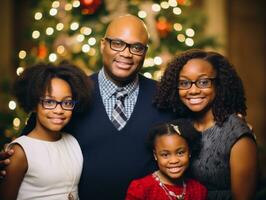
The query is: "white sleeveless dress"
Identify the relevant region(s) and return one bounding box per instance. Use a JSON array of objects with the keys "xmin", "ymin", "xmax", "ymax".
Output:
[{"xmin": 9, "ymin": 133, "xmax": 83, "ymax": 200}]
